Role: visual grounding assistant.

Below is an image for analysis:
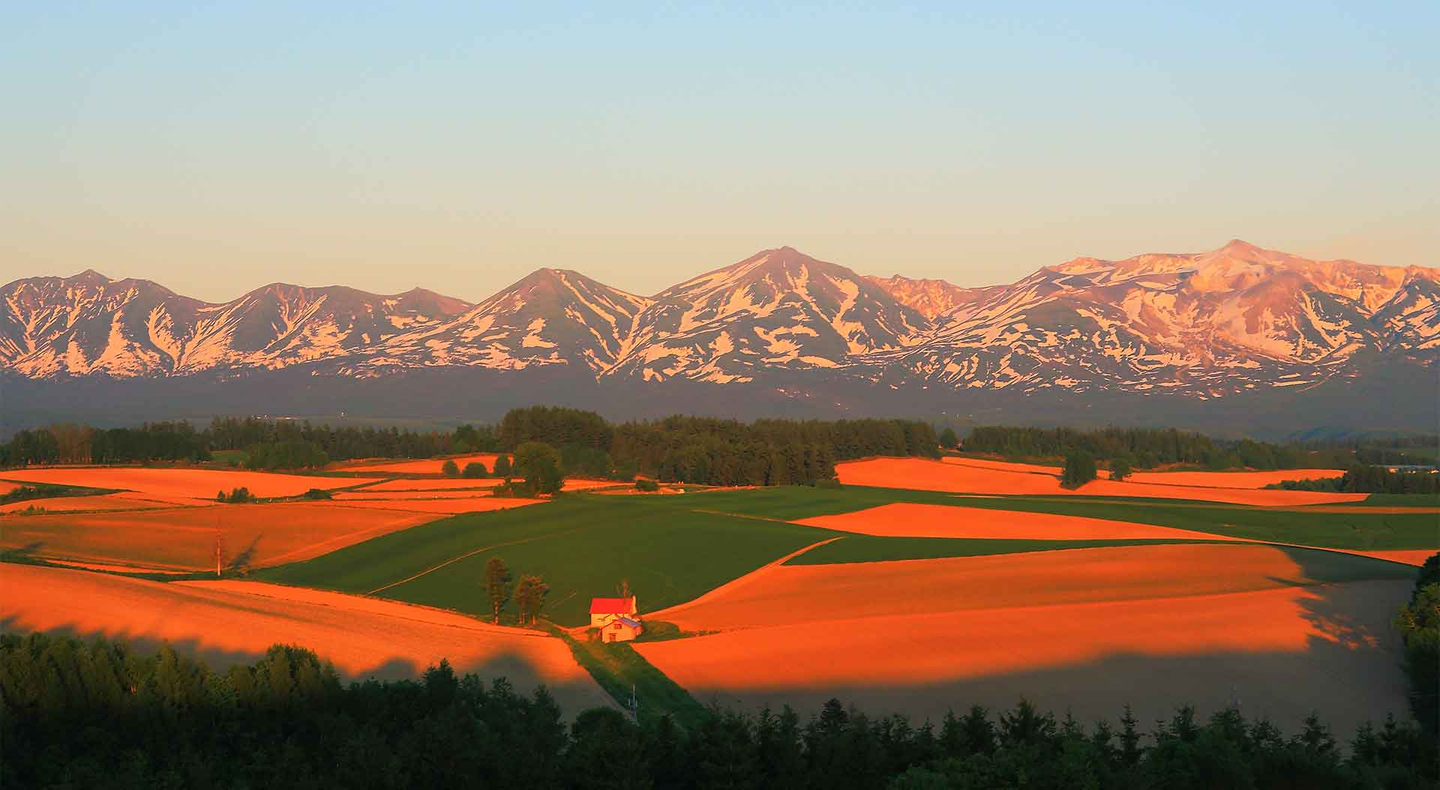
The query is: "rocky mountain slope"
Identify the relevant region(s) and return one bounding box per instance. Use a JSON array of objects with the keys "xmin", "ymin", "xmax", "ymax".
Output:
[{"xmin": 4, "ymin": 241, "xmax": 1435, "ymax": 409}]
